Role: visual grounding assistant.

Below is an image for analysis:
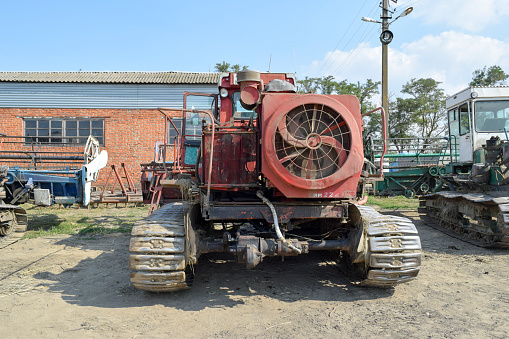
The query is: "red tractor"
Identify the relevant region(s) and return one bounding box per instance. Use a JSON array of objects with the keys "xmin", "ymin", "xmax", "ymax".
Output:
[{"xmin": 130, "ymin": 71, "xmax": 422, "ymax": 292}]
